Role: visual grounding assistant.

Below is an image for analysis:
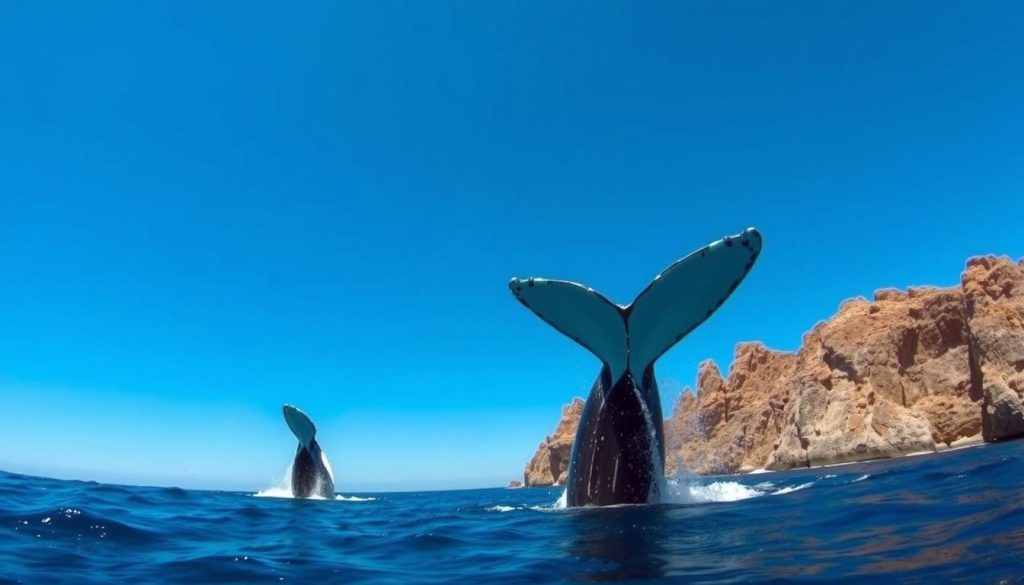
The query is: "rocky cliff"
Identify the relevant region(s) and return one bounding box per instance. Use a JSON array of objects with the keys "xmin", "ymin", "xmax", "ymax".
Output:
[
  {"xmin": 670, "ymin": 255, "xmax": 1024, "ymax": 474},
  {"xmin": 523, "ymin": 398, "xmax": 584, "ymax": 486},
  {"xmin": 526, "ymin": 256, "xmax": 1024, "ymax": 479},
  {"xmin": 964, "ymin": 257, "xmax": 1024, "ymax": 440}
]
